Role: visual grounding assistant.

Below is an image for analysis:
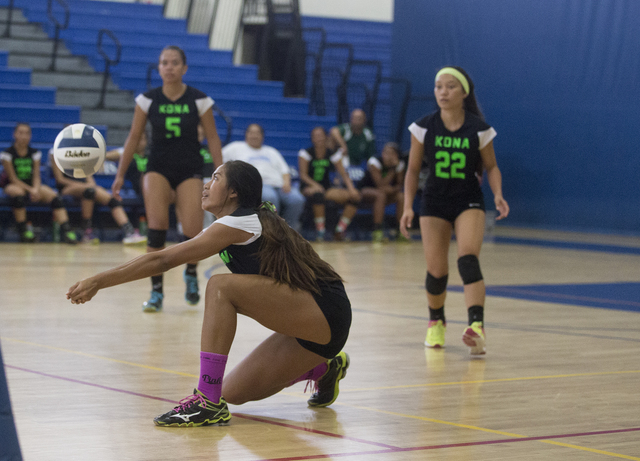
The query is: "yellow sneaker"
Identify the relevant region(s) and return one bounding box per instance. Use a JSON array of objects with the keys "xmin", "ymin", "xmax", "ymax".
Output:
[
  {"xmin": 424, "ymin": 319, "xmax": 446, "ymax": 348},
  {"xmin": 462, "ymin": 321, "xmax": 486, "ymax": 356}
]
